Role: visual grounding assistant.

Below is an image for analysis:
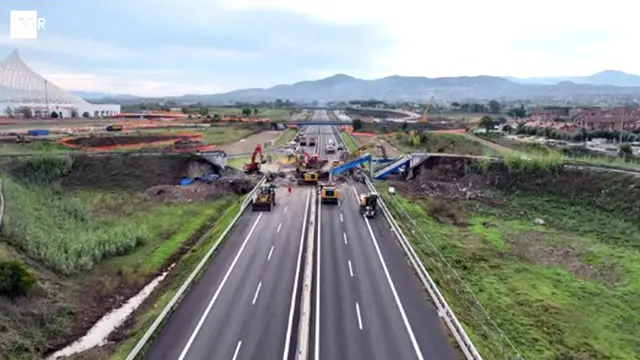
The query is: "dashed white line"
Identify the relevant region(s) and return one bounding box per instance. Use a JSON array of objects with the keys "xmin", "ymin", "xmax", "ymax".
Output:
[
  {"xmin": 277, "ymin": 222, "xmax": 282, "ymax": 233},
  {"xmin": 339, "ymin": 213, "xmax": 344, "ymax": 222},
  {"xmin": 348, "ymin": 260, "xmax": 354, "ymax": 277},
  {"xmin": 176, "ymin": 214, "xmax": 263, "ymax": 360},
  {"xmin": 252, "ymin": 282, "xmax": 262, "ymax": 305},
  {"xmin": 343, "ymin": 232, "xmax": 348, "ymax": 245},
  {"xmin": 267, "ymin": 246, "xmax": 274, "ymax": 261},
  {"xmin": 355, "ymin": 302, "xmax": 363, "ymax": 330},
  {"xmin": 232, "ymin": 340, "xmax": 242, "ymax": 360},
  {"xmin": 284, "ymin": 206, "xmax": 288, "ymax": 214}
]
